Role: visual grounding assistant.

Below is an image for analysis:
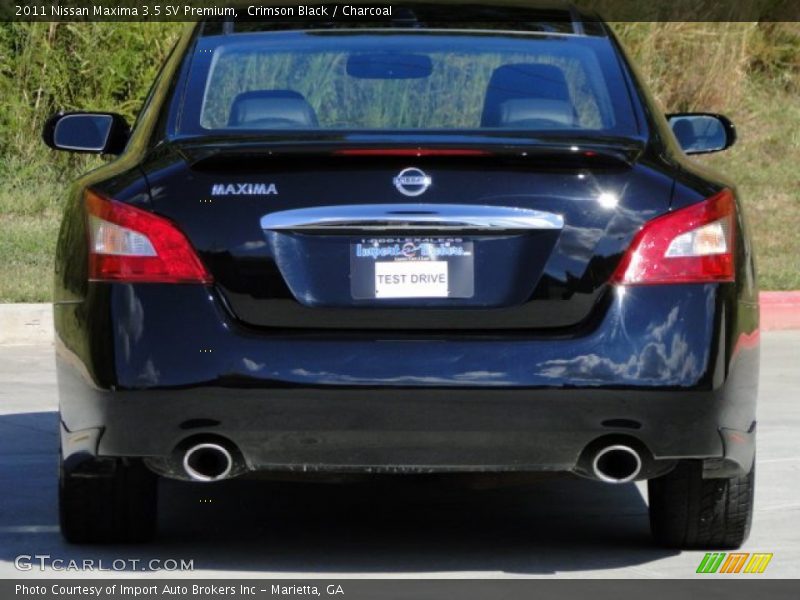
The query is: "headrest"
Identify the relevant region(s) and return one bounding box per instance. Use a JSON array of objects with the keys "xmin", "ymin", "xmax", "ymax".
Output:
[
  {"xmin": 228, "ymin": 90, "xmax": 319, "ymax": 128},
  {"xmin": 482, "ymin": 63, "xmax": 572, "ymax": 127},
  {"xmin": 497, "ymin": 98, "xmax": 576, "ymax": 128}
]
